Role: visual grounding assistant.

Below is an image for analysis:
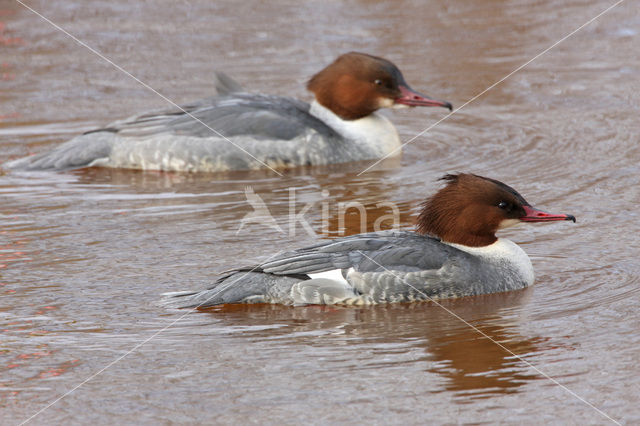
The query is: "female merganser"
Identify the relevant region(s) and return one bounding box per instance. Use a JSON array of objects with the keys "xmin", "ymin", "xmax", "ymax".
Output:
[
  {"xmin": 5, "ymin": 52, "xmax": 451, "ymax": 172},
  {"xmin": 163, "ymin": 174, "xmax": 575, "ymax": 308}
]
